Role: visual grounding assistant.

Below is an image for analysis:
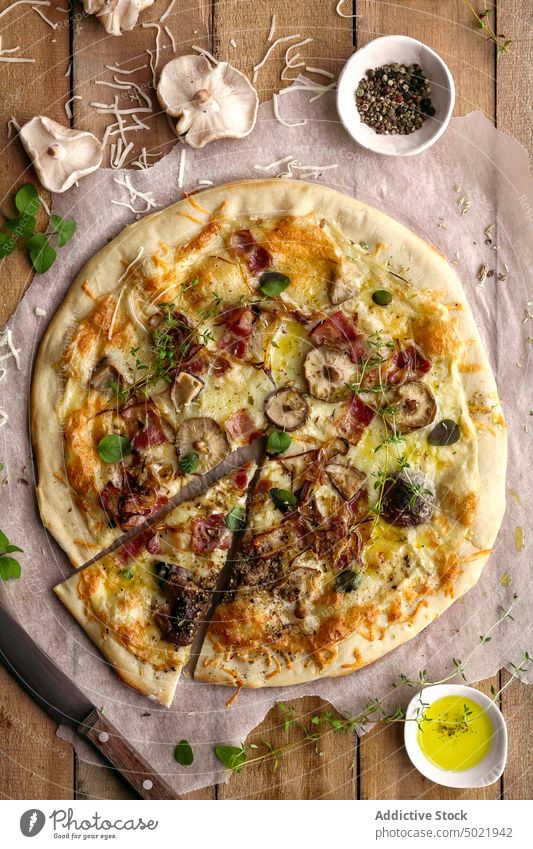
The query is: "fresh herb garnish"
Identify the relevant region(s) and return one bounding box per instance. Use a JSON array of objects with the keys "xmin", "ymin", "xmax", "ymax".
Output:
[
  {"xmin": 15, "ymin": 184, "xmax": 41, "ymax": 216},
  {"xmin": 174, "ymin": 739, "xmax": 194, "ymax": 766},
  {"xmin": 225, "ymin": 506, "xmax": 246, "ymax": 532},
  {"xmin": 179, "ymin": 451, "xmax": 200, "ymax": 474},
  {"xmin": 259, "ymin": 271, "xmax": 290, "ymax": 297},
  {"xmin": 214, "ymin": 744, "xmax": 247, "ymax": 772},
  {"xmin": 0, "ymin": 184, "xmax": 76, "ymax": 273},
  {"xmin": 463, "ymin": 0, "xmax": 512, "ymax": 55},
  {"xmin": 266, "ymin": 430, "xmax": 292, "ymax": 455},
  {"xmin": 0, "ymin": 529, "xmax": 23, "ymax": 581},
  {"xmin": 119, "ymin": 568, "xmax": 134, "ymax": 579},
  {"xmin": 97, "ymin": 434, "xmax": 132, "ymax": 464},
  {"xmin": 50, "ymin": 214, "xmax": 77, "ymax": 248},
  {"xmin": 269, "ymin": 488, "xmax": 297, "ymax": 512},
  {"xmin": 372, "ymin": 289, "xmax": 393, "ymax": 306}
]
